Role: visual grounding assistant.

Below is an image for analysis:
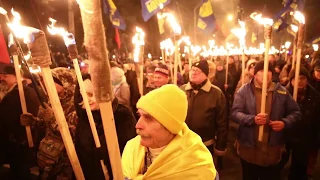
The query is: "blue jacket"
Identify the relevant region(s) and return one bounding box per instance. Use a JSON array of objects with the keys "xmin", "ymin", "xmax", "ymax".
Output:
[{"xmin": 231, "ymin": 81, "xmax": 301, "ymax": 147}]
